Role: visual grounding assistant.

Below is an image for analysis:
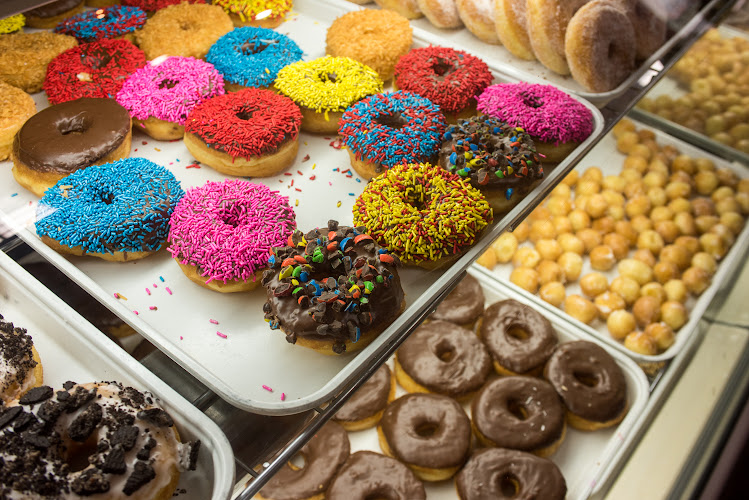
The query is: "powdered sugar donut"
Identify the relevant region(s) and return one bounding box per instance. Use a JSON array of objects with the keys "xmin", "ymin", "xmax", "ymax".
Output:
[
  {"xmin": 417, "ymin": 0, "xmax": 463, "ymax": 28},
  {"xmin": 455, "ymin": 0, "xmax": 500, "ymax": 44}
]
